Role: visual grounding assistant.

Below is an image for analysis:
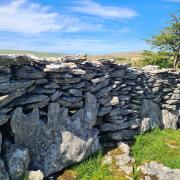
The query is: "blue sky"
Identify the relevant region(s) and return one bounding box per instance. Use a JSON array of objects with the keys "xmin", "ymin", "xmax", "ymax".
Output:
[{"xmin": 0, "ymin": 0, "xmax": 179, "ymax": 54}]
